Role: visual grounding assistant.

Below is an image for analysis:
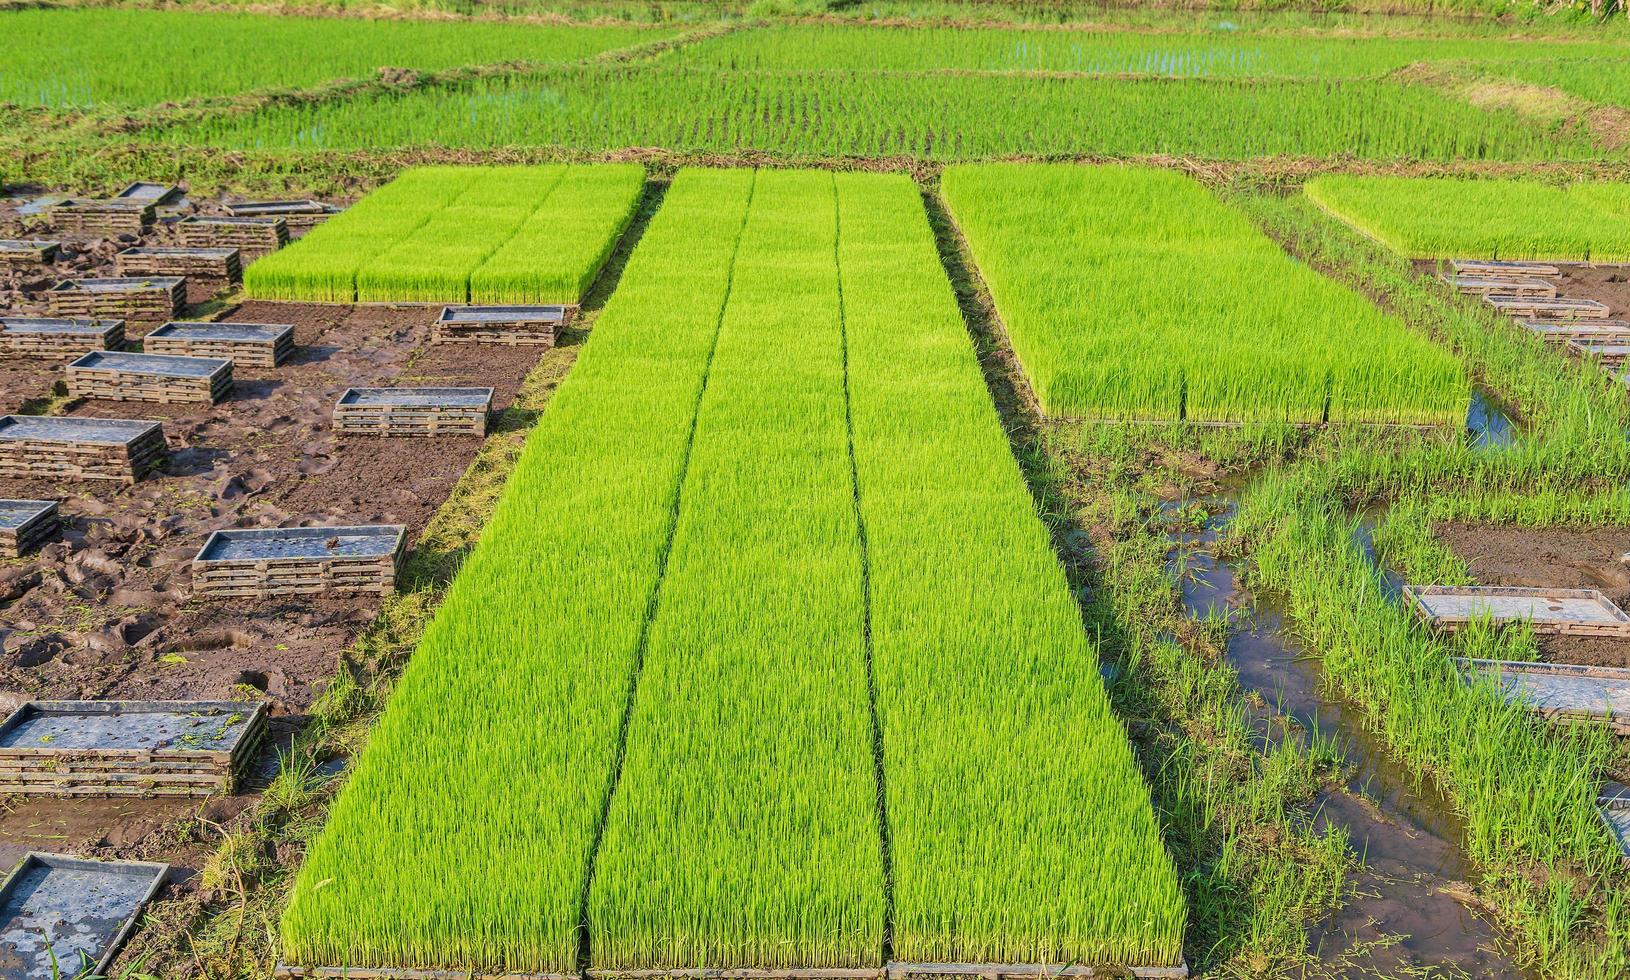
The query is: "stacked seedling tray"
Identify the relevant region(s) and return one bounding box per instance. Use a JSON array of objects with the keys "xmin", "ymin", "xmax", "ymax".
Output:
[
  {"xmin": 226, "ymin": 199, "xmax": 339, "ymax": 227},
  {"xmin": 434, "ymin": 305, "xmax": 569, "ymax": 346},
  {"xmin": 1456, "ymin": 659, "xmax": 1630, "ymax": 734},
  {"xmin": 47, "ymin": 276, "xmax": 185, "ymax": 320},
  {"xmin": 0, "ymin": 500, "xmax": 58, "ymax": 558},
  {"xmin": 177, "ymin": 215, "xmax": 290, "ymax": 252},
  {"xmin": 115, "ymin": 246, "xmax": 242, "ymax": 281},
  {"xmin": 1522, "ymin": 319, "xmax": 1630, "ymax": 344},
  {"xmin": 1405, "ymin": 585, "xmax": 1630, "ymax": 636},
  {"xmin": 1451, "ymin": 259, "xmax": 1562, "ymax": 278},
  {"xmin": 0, "ymin": 239, "xmax": 60, "ymax": 266},
  {"xmin": 1444, "ymin": 274, "xmax": 1556, "ymax": 298},
  {"xmin": 0, "ymin": 853, "xmax": 168, "ymax": 977},
  {"xmin": 1566, "ymin": 337, "xmax": 1630, "ymax": 368},
  {"xmin": 0, "ymin": 700, "xmax": 268, "ymax": 797},
  {"xmin": 0, "ymin": 316, "xmax": 124, "ymax": 357},
  {"xmin": 333, "ymin": 387, "xmax": 494, "ymax": 437},
  {"xmin": 68, "ymin": 351, "xmax": 233, "ymax": 404},
  {"xmin": 0, "ymin": 415, "xmax": 166, "ymax": 483},
  {"xmin": 1602, "ymin": 789, "xmax": 1630, "ymax": 863},
  {"xmin": 192, "ymin": 525, "xmax": 407, "ymax": 598},
  {"xmin": 145, "ymin": 321, "xmax": 294, "ymax": 368},
  {"xmin": 50, "ymin": 199, "xmax": 155, "ymax": 236},
  {"xmin": 1487, "ymin": 296, "xmax": 1611, "ymax": 319}
]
